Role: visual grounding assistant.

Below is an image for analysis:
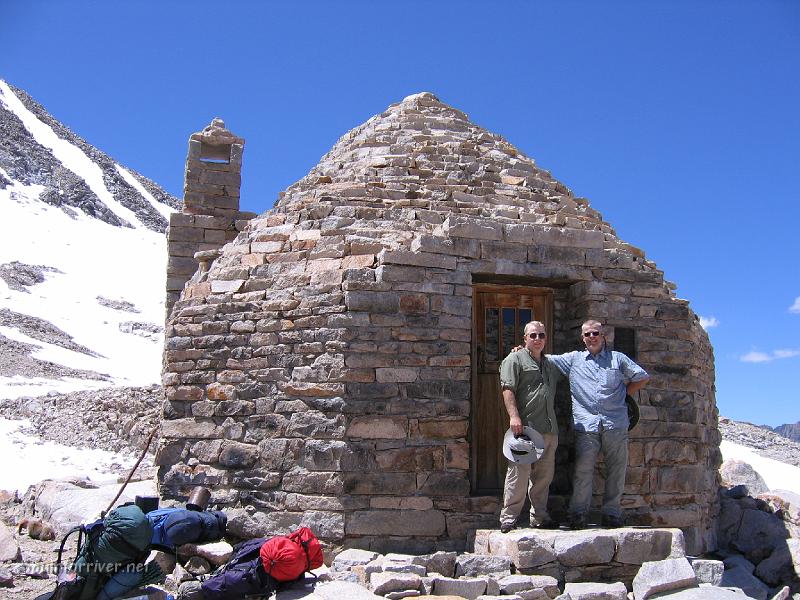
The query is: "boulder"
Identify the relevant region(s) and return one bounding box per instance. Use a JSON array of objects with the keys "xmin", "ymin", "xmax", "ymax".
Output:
[
  {"xmin": 553, "ymin": 533, "xmax": 616, "ymax": 566},
  {"xmin": 689, "ymin": 559, "xmax": 724, "ymax": 585},
  {"xmin": 177, "ymin": 541, "xmax": 234, "ymax": 567},
  {"xmin": 332, "ymin": 548, "xmax": 380, "ymax": 571},
  {"xmin": 0, "ymin": 523, "xmax": 21, "ymax": 562},
  {"xmin": 314, "ymin": 580, "xmax": 384, "ymax": 599},
  {"xmin": 754, "ymin": 539, "xmax": 800, "ymax": 587},
  {"xmin": 370, "ymin": 572, "xmax": 422, "ymax": 595},
  {"xmin": 413, "ymin": 551, "xmax": 457, "ymax": 577},
  {"xmin": 31, "ymin": 478, "xmax": 156, "ymax": 534},
  {"xmin": 722, "ymin": 554, "xmax": 755, "ymax": 574},
  {"xmin": 455, "ymin": 553, "xmax": 512, "ymax": 577},
  {"xmin": 434, "ymin": 576, "xmax": 489, "ymax": 599},
  {"xmin": 562, "ymin": 582, "xmax": 627, "ymax": 600},
  {"xmin": 0, "ymin": 567, "xmax": 11, "ymax": 587},
  {"xmin": 632, "ymin": 557, "xmax": 698, "ymax": 600},
  {"xmin": 720, "ymin": 459, "xmax": 769, "ymax": 496},
  {"xmin": 643, "ymin": 587, "xmax": 757, "ymax": 599},
  {"xmin": 719, "ymin": 565, "xmax": 770, "ymax": 600}
]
